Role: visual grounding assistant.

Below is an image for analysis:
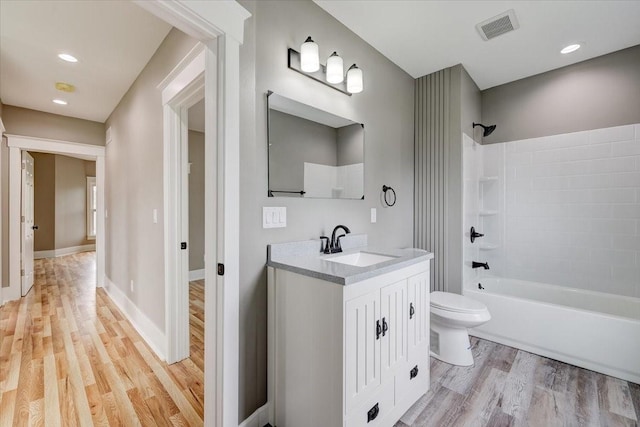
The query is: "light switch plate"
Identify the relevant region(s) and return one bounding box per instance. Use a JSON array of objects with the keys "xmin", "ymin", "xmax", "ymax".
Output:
[
  {"xmin": 263, "ymin": 207, "xmax": 287, "ymax": 228},
  {"xmin": 371, "ymin": 208, "xmax": 377, "ymax": 223}
]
